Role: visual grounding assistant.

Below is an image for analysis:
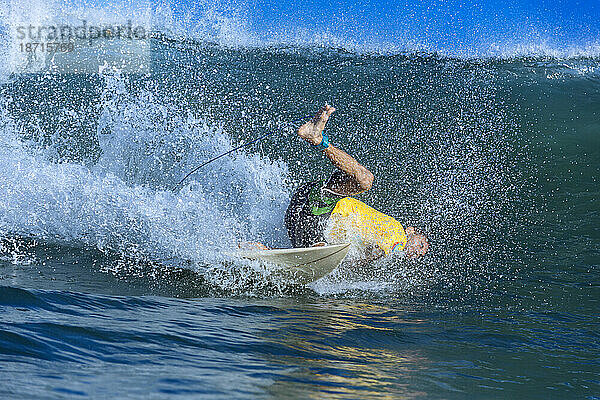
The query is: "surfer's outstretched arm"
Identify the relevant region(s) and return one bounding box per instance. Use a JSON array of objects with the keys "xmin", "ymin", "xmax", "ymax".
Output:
[{"xmin": 297, "ymin": 105, "xmax": 374, "ymax": 196}]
